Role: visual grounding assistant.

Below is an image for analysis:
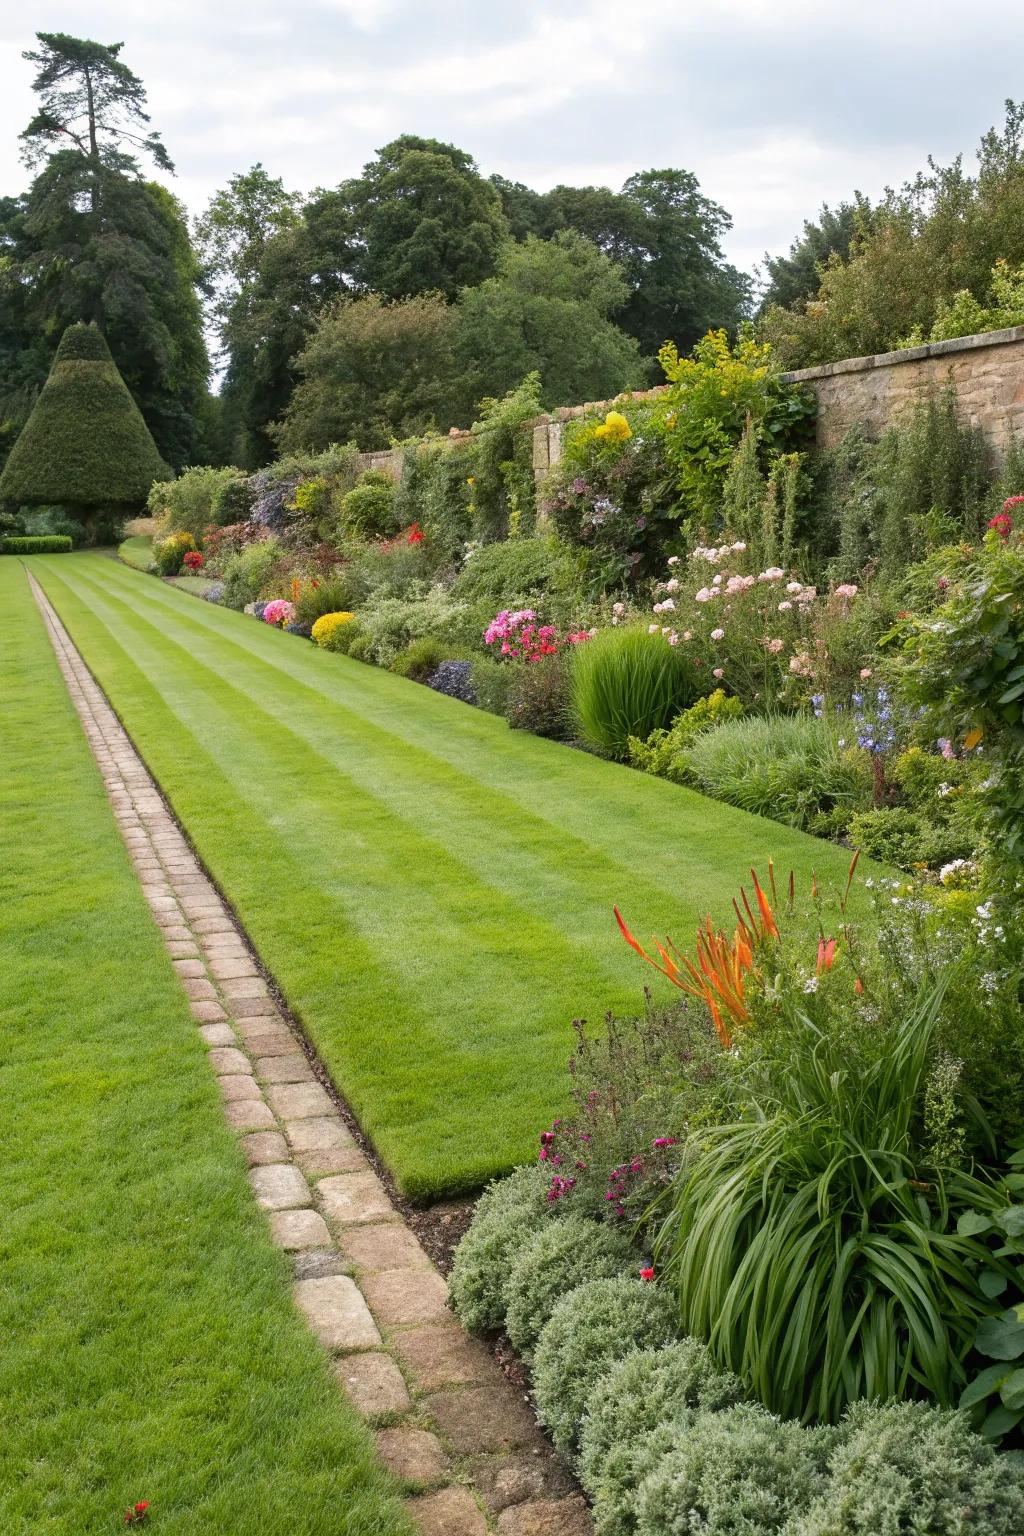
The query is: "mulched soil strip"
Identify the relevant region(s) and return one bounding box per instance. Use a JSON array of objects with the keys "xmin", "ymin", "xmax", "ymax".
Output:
[{"xmin": 27, "ymin": 567, "xmax": 590, "ymax": 1536}]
